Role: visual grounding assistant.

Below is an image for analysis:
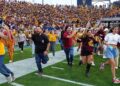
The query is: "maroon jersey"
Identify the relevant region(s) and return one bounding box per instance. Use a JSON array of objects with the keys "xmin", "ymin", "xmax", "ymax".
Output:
[
  {"xmin": 63, "ymin": 31, "xmax": 73, "ymax": 48},
  {"xmin": 81, "ymin": 35, "xmax": 96, "ymax": 52},
  {"xmin": 95, "ymin": 29, "xmax": 105, "ymax": 41}
]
